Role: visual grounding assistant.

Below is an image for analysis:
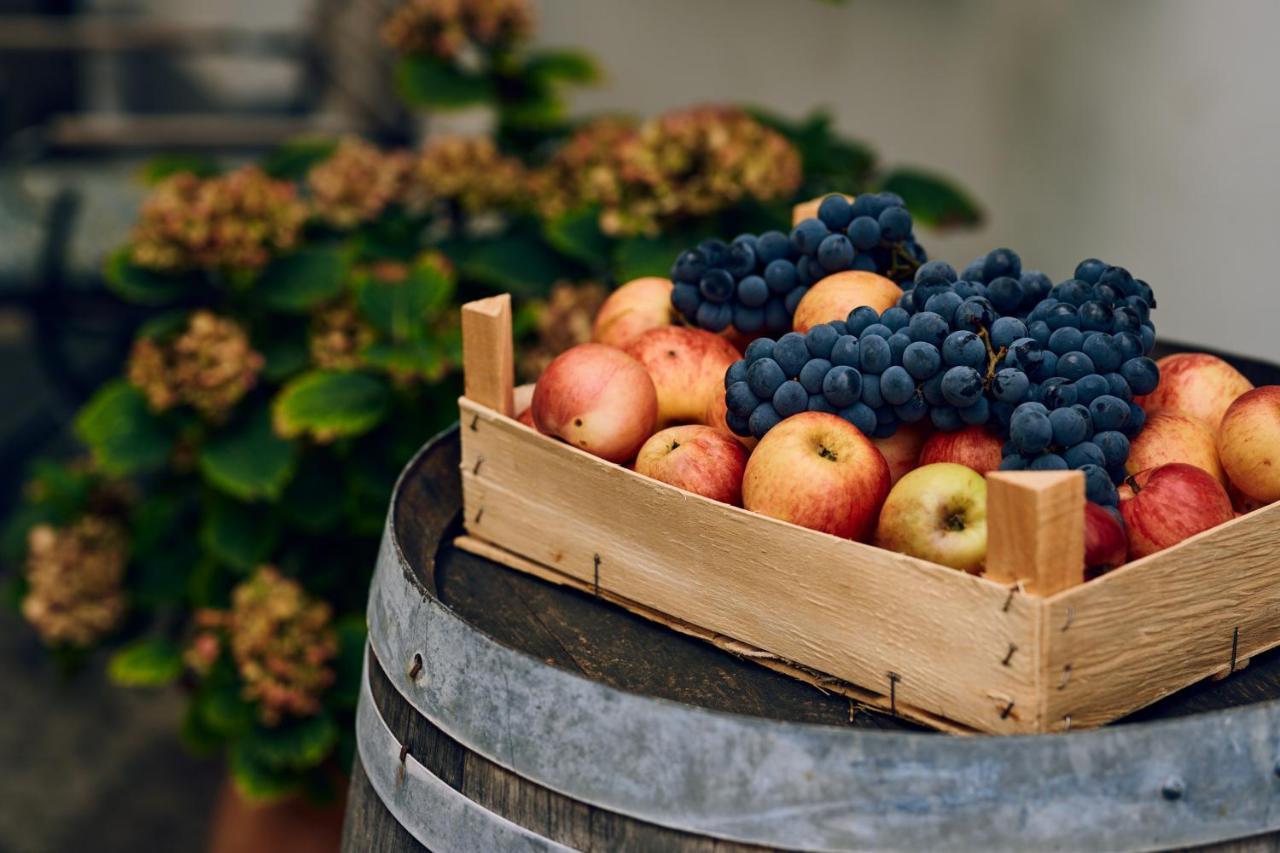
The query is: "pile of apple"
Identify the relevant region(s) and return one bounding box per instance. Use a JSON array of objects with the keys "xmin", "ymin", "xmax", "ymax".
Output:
[{"xmin": 523, "ymin": 276, "xmax": 1280, "ymax": 577}]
